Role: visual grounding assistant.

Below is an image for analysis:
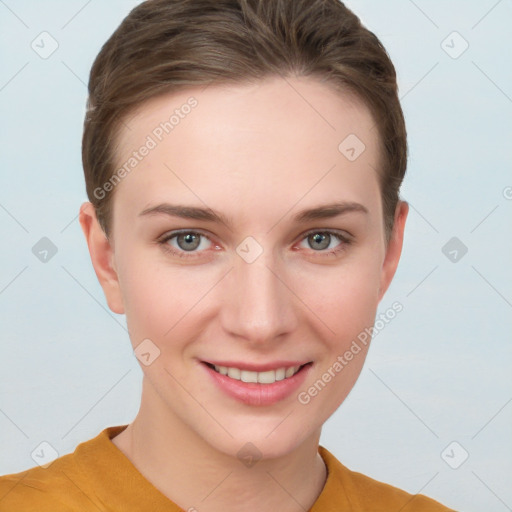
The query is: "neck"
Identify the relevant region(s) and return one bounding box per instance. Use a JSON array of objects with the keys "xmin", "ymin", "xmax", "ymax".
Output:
[{"xmin": 112, "ymin": 377, "xmax": 327, "ymax": 512}]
